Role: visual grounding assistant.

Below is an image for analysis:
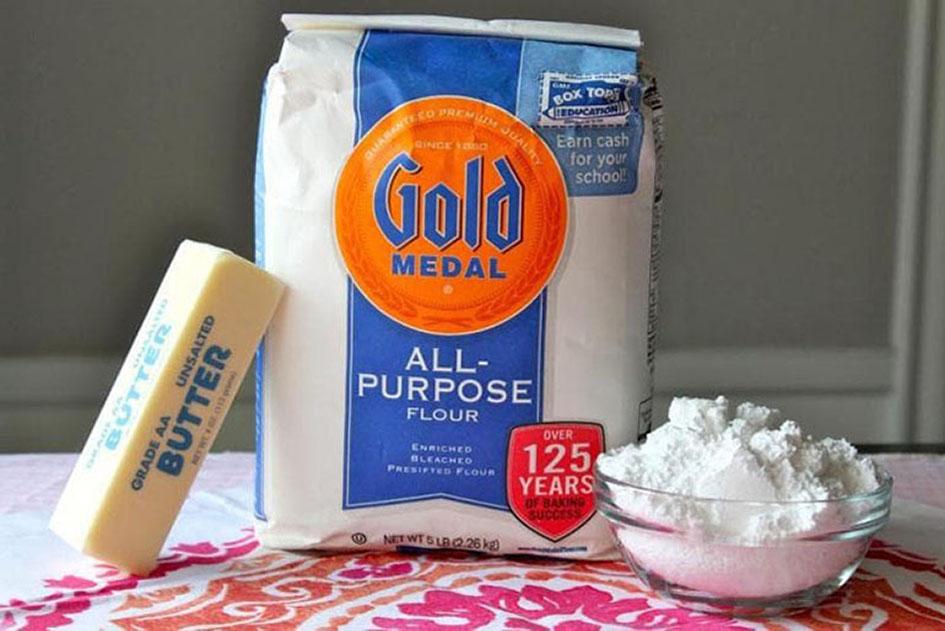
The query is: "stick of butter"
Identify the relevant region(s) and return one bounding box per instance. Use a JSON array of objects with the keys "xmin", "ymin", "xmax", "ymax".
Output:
[{"xmin": 50, "ymin": 240, "xmax": 285, "ymax": 575}]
